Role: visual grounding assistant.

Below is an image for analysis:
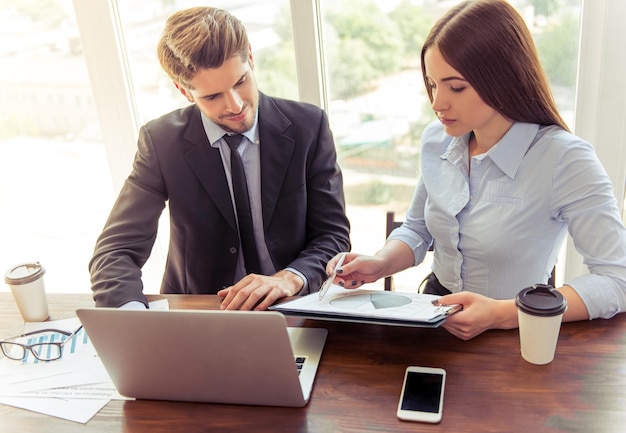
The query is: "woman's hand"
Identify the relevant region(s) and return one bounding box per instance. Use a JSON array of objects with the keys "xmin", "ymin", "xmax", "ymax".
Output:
[
  {"xmin": 435, "ymin": 292, "xmax": 518, "ymax": 340},
  {"xmin": 325, "ymin": 240, "xmax": 416, "ymax": 290},
  {"xmin": 325, "ymin": 253, "xmax": 387, "ymax": 289}
]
